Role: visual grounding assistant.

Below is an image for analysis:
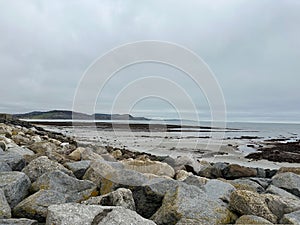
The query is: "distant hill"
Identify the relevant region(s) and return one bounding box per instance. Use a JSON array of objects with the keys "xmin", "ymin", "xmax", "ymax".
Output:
[{"xmin": 13, "ymin": 110, "xmax": 149, "ymax": 121}]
